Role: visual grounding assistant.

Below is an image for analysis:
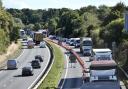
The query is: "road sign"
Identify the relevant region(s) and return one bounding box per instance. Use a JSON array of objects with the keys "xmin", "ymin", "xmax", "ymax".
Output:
[{"xmin": 124, "ymin": 12, "xmax": 128, "ymax": 32}]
